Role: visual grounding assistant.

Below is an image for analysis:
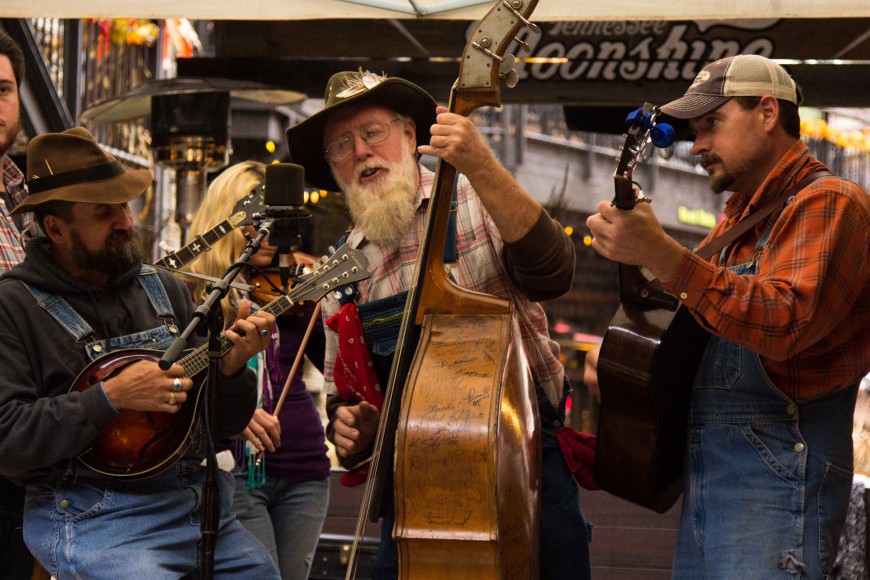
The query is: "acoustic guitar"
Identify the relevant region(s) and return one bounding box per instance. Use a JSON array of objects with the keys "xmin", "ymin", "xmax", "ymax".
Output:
[
  {"xmin": 155, "ymin": 184, "xmax": 266, "ymax": 269},
  {"xmin": 594, "ymin": 104, "xmax": 709, "ymax": 513},
  {"xmin": 70, "ymin": 244, "xmax": 369, "ymax": 480}
]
